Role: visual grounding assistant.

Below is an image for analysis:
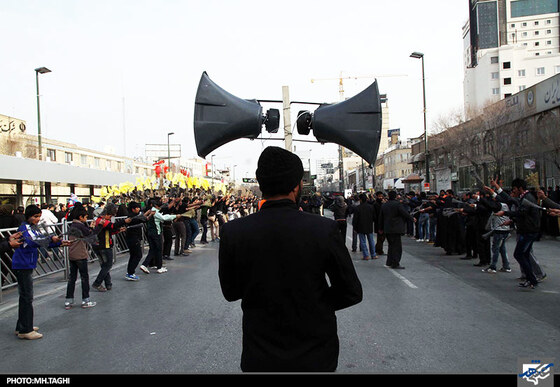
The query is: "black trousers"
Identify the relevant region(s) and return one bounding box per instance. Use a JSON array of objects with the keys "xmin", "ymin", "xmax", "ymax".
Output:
[
  {"xmin": 14, "ymin": 269, "xmax": 34, "ymax": 334},
  {"xmin": 375, "ymin": 232, "xmax": 385, "ymax": 255},
  {"xmin": 465, "ymin": 224, "xmax": 478, "ymax": 257},
  {"xmin": 162, "ymin": 225, "xmax": 173, "ymax": 257},
  {"xmin": 475, "ymin": 229, "xmax": 491, "ymax": 265},
  {"xmin": 336, "ymin": 220, "xmax": 347, "ymax": 244},
  {"xmin": 66, "ymin": 259, "xmax": 90, "ymax": 299},
  {"xmin": 143, "ymin": 232, "xmax": 163, "ymax": 269},
  {"xmin": 385, "ymin": 233, "xmax": 403, "ymax": 267},
  {"xmin": 126, "ymin": 237, "xmax": 143, "ymax": 275}
]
